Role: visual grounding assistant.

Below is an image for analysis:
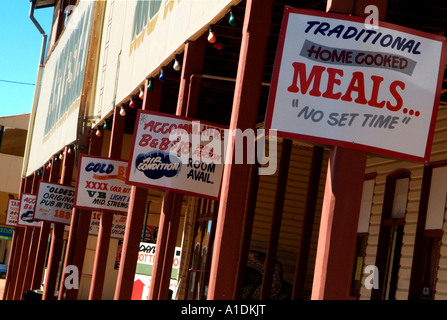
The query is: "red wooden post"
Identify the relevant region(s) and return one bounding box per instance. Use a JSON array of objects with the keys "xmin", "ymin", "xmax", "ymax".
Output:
[
  {"xmin": 22, "ymin": 169, "xmax": 54, "ymax": 293},
  {"xmin": 31, "ymin": 157, "xmax": 62, "ymax": 290},
  {"xmin": 42, "ymin": 146, "xmax": 74, "ymax": 300},
  {"xmin": 207, "ymin": 0, "xmax": 273, "ymax": 300},
  {"xmin": 311, "ymin": 147, "xmax": 366, "ymax": 300},
  {"xmin": 89, "ymin": 106, "xmax": 126, "ymax": 300},
  {"xmin": 31, "ymin": 222, "xmax": 51, "ymax": 290},
  {"xmin": 114, "ymin": 79, "xmax": 161, "ymax": 300},
  {"xmin": 62, "ymin": 132, "xmax": 103, "ymax": 300},
  {"xmin": 5, "ymin": 228, "xmax": 24, "ymax": 300},
  {"xmin": 148, "ymin": 191, "xmax": 174, "ymax": 300},
  {"xmin": 20, "ymin": 171, "xmax": 43, "ymax": 297},
  {"xmin": 12, "ymin": 175, "xmax": 35, "ymax": 300},
  {"xmin": 4, "ymin": 178, "xmax": 26, "ymax": 300},
  {"xmin": 148, "ymin": 35, "xmax": 206, "ymax": 300},
  {"xmin": 157, "ymin": 193, "xmax": 183, "ymax": 300},
  {"xmin": 309, "ymin": 0, "xmax": 380, "ymax": 300}
]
